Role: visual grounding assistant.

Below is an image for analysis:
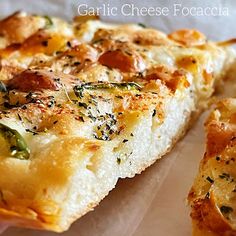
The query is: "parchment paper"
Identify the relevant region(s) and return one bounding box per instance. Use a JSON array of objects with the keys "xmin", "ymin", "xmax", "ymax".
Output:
[{"xmin": 0, "ymin": 1, "xmax": 235, "ymax": 235}]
